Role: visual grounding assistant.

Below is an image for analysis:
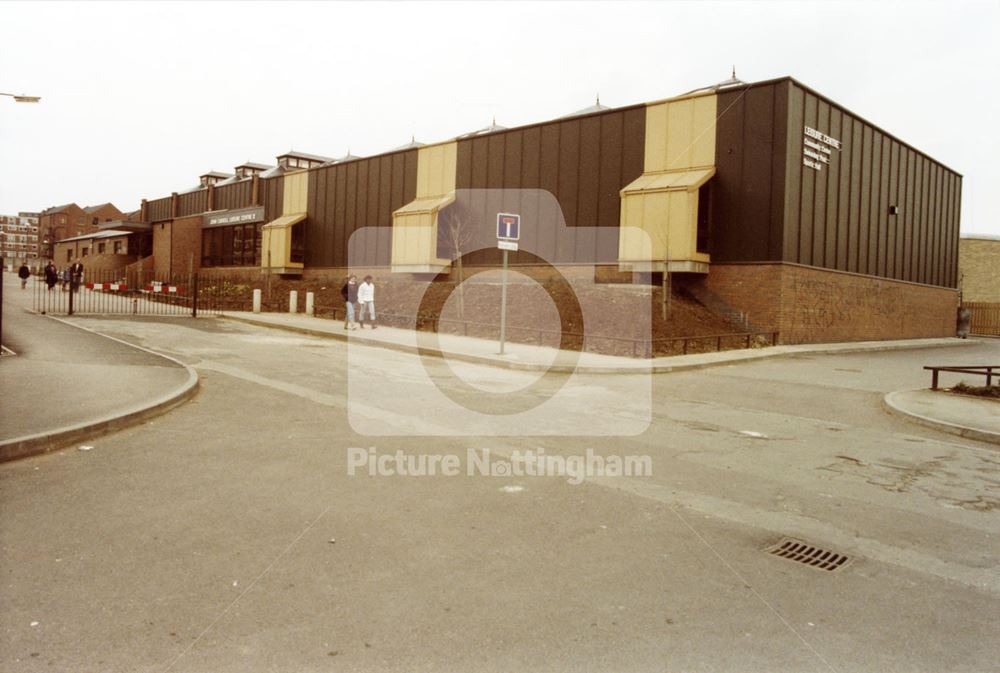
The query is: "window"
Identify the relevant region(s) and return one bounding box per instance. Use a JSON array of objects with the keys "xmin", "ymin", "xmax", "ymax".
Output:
[
  {"xmin": 92, "ymin": 217, "xmax": 99, "ymax": 225},
  {"xmin": 81, "ymin": 247, "xmax": 88, "ymax": 257},
  {"xmin": 59, "ymin": 216, "xmax": 66, "ymax": 224},
  {"xmin": 98, "ymin": 242, "xmax": 106, "ymax": 254},
  {"xmin": 202, "ymin": 224, "xmax": 262, "ymax": 267},
  {"xmin": 114, "ymin": 241, "xmax": 122, "ymax": 254},
  {"xmin": 66, "ymin": 250, "xmax": 72, "ymax": 262}
]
